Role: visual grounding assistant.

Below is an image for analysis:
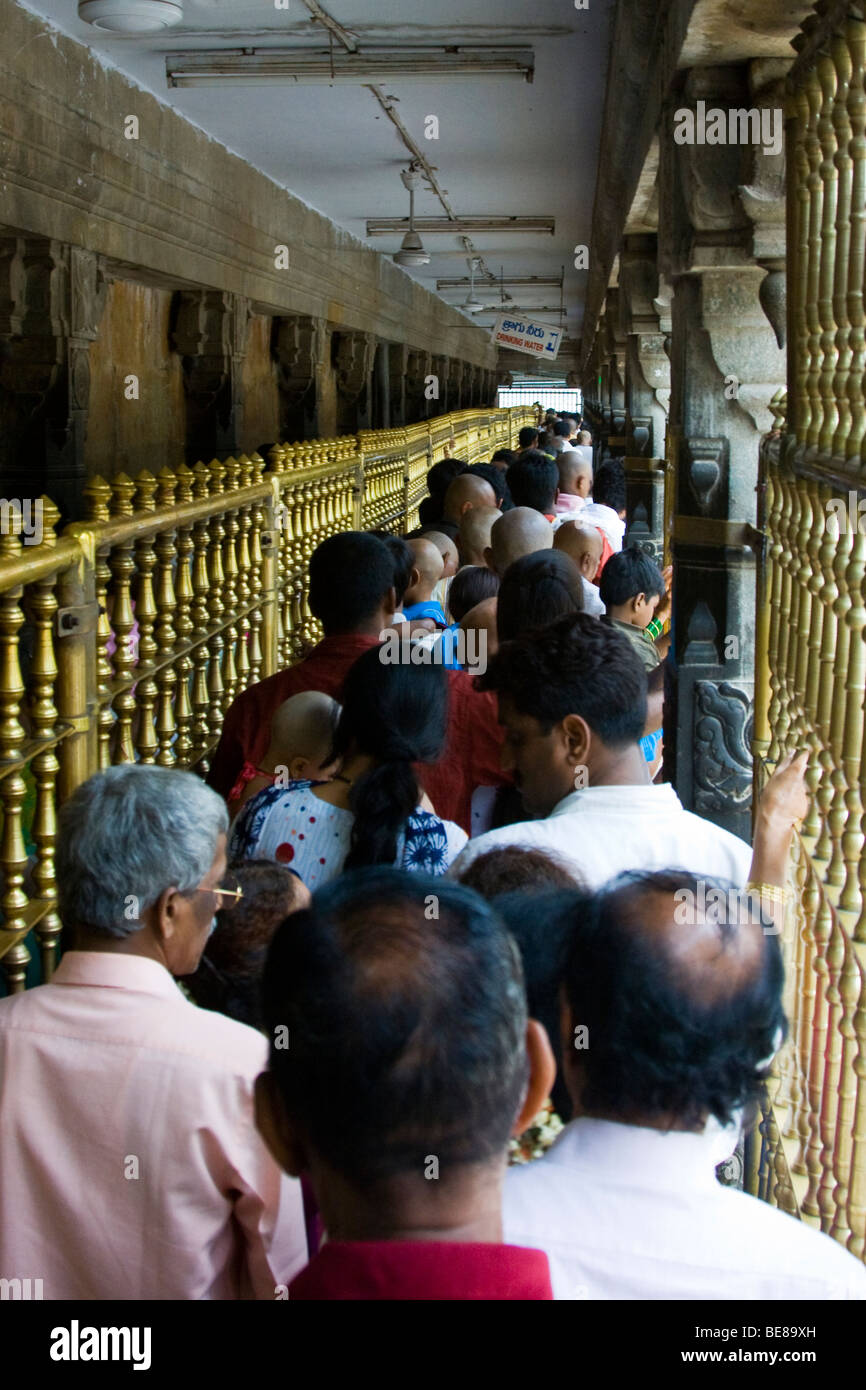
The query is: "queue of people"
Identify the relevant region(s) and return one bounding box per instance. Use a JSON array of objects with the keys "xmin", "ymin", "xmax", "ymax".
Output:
[{"xmin": 1, "ymin": 412, "xmax": 864, "ymax": 1302}]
